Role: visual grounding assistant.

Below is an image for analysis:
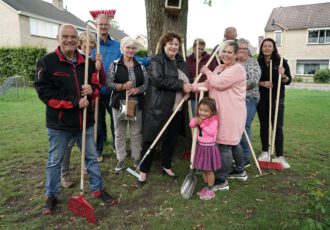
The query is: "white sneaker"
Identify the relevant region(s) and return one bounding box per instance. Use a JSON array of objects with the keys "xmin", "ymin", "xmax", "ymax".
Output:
[
  {"xmin": 272, "ymin": 156, "xmax": 291, "ymax": 169},
  {"xmin": 258, "ymin": 151, "xmax": 270, "ymax": 161}
]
